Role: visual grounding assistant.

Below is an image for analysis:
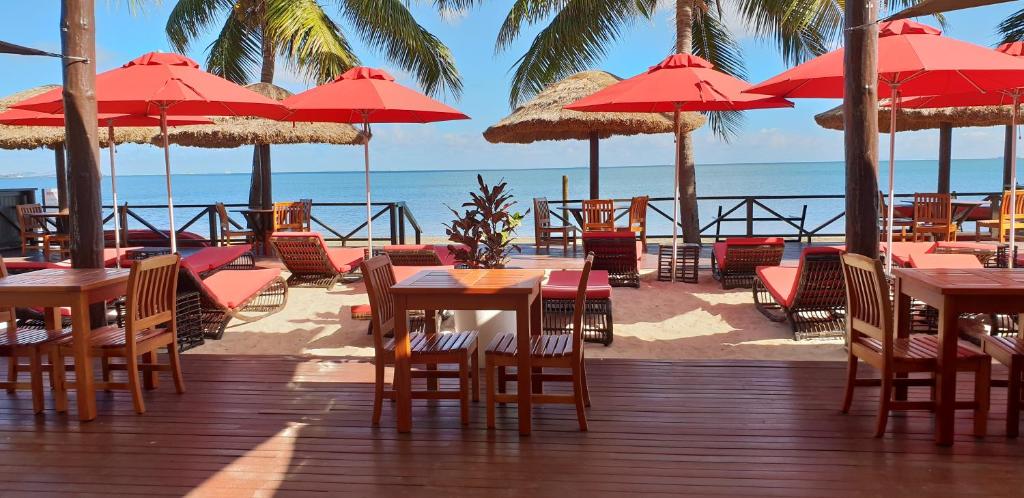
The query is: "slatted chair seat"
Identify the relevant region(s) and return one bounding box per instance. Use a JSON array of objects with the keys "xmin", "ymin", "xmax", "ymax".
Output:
[
  {"xmin": 384, "ymin": 331, "xmax": 479, "ymax": 356},
  {"xmin": 0, "ymin": 328, "xmax": 70, "ymax": 350},
  {"xmin": 60, "ymin": 325, "xmax": 167, "ymax": 349},
  {"xmin": 982, "ymin": 335, "xmax": 1024, "ymax": 356},
  {"xmin": 486, "ymin": 333, "xmax": 573, "ymax": 358},
  {"xmin": 977, "ymin": 334, "xmax": 1024, "ymax": 437},
  {"xmin": 859, "ymin": 335, "xmax": 986, "ymax": 364}
]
